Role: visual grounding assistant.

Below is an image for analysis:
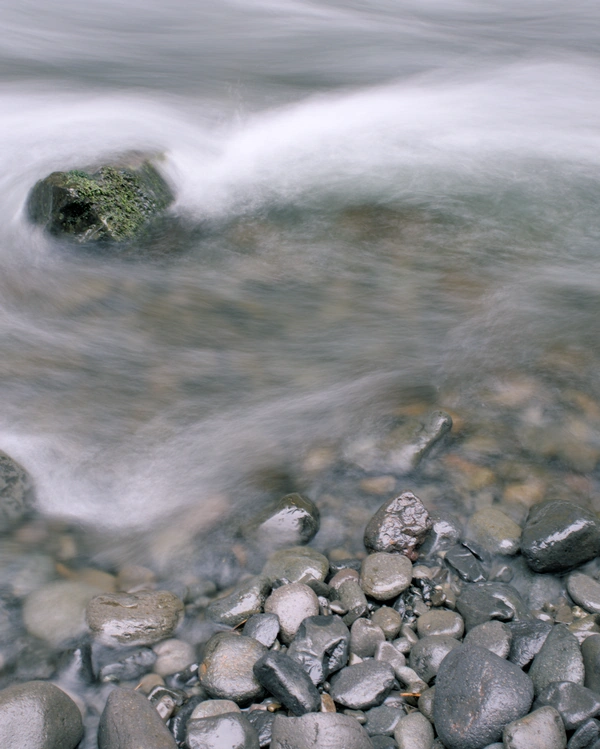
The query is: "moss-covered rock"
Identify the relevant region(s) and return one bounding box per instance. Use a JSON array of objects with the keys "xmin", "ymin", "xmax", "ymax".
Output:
[{"xmin": 27, "ymin": 153, "xmax": 174, "ymax": 243}]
